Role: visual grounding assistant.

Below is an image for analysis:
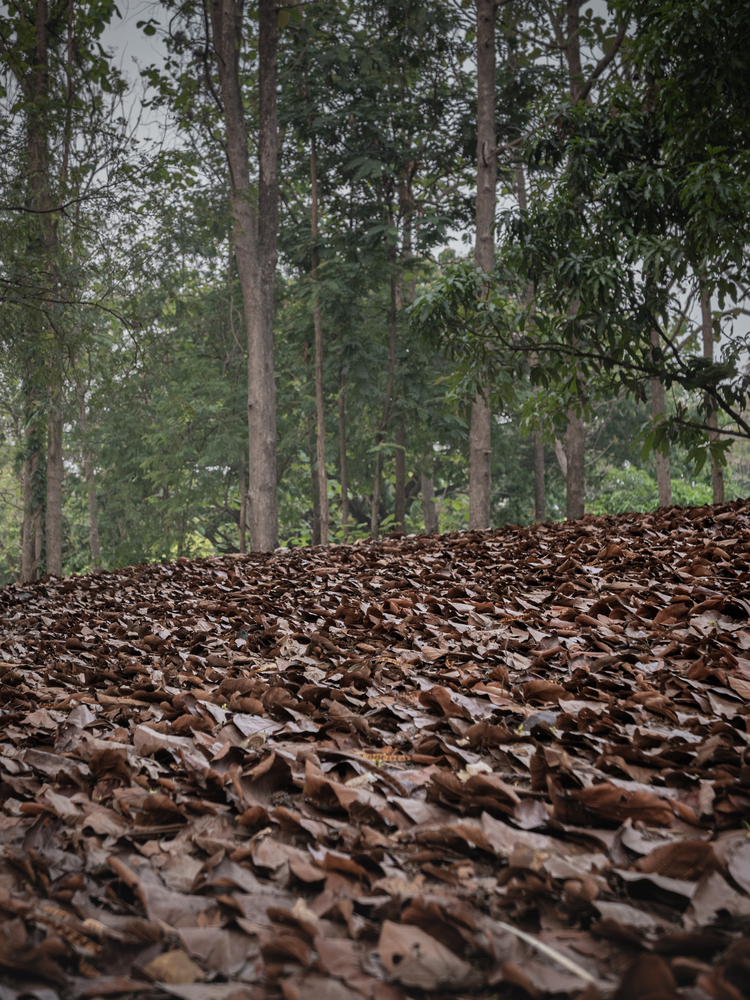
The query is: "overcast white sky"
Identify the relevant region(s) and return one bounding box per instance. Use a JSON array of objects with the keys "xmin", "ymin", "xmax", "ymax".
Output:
[{"xmin": 104, "ymin": 1, "xmax": 166, "ymax": 74}]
